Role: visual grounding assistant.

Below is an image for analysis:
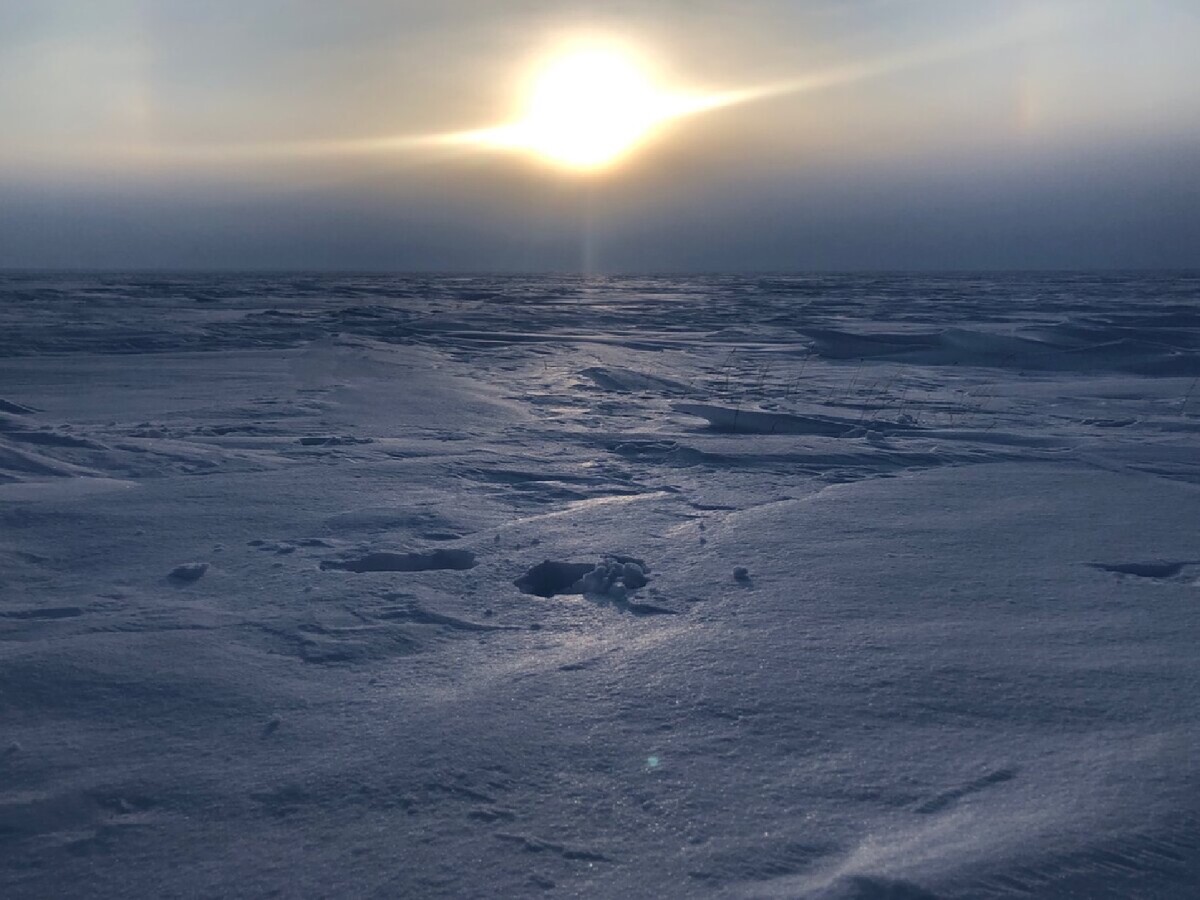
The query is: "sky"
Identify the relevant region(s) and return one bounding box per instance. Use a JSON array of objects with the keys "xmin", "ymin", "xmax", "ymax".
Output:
[{"xmin": 1, "ymin": 0, "xmax": 1198, "ymax": 272}]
